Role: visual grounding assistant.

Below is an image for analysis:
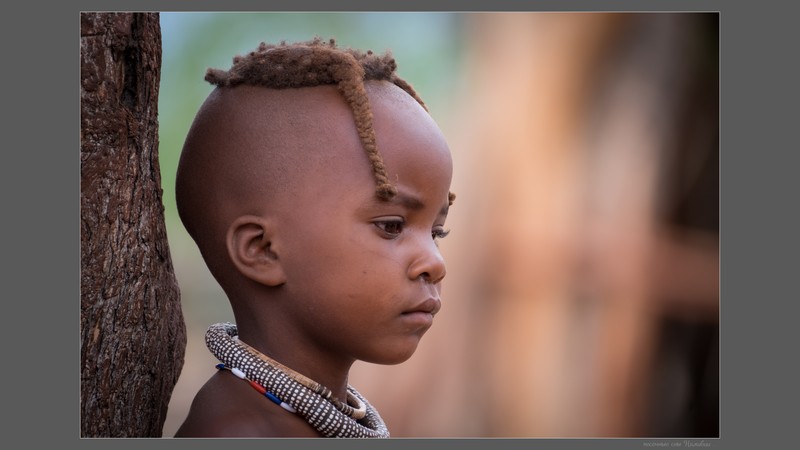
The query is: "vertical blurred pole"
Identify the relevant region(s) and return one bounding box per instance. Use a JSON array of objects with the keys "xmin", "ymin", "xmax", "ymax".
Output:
[{"xmin": 450, "ymin": 13, "xmax": 629, "ymax": 436}]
